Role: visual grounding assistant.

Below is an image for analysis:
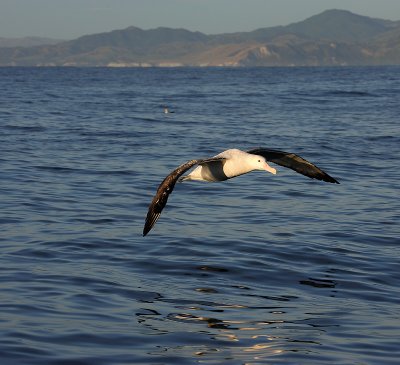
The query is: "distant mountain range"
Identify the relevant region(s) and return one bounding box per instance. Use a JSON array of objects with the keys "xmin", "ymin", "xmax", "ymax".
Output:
[
  {"xmin": 0, "ymin": 37, "xmax": 64, "ymax": 48},
  {"xmin": 1, "ymin": 9, "xmax": 400, "ymax": 67}
]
